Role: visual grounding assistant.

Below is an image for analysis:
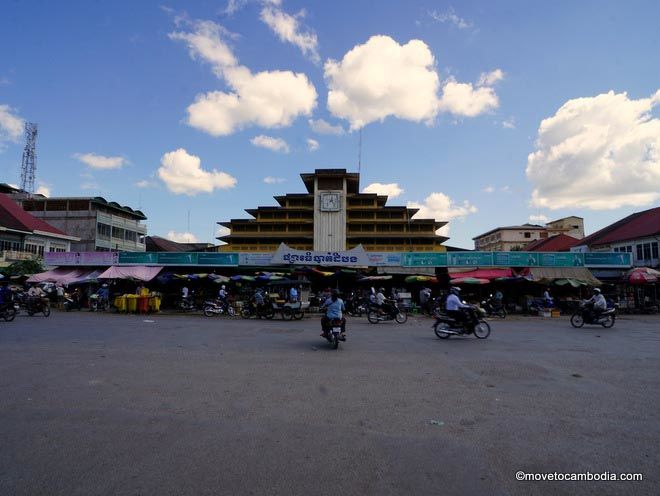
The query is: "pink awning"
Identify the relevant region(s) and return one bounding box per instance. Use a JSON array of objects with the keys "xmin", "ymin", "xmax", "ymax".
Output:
[
  {"xmin": 27, "ymin": 268, "xmax": 88, "ymax": 284},
  {"xmin": 98, "ymin": 266, "xmax": 163, "ymax": 282},
  {"xmin": 449, "ymin": 268, "xmax": 513, "ymax": 280}
]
